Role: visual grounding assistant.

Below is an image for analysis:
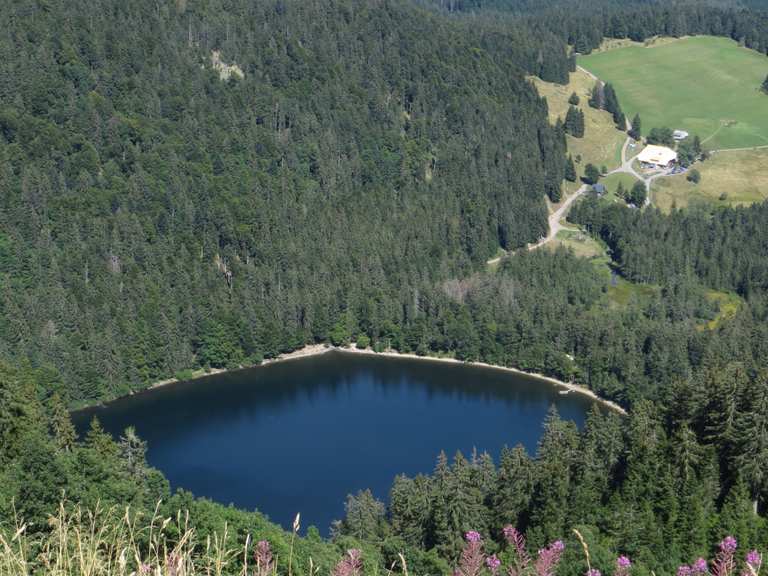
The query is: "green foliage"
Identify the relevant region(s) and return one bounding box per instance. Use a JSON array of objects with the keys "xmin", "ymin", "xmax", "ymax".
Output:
[
  {"xmin": 568, "ymin": 92, "xmax": 580, "ymax": 105},
  {"xmin": 564, "ymin": 106, "xmax": 585, "ymax": 138},
  {"xmin": 583, "ymin": 163, "xmax": 601, "ymax": 184},
  {"xmin": 0, "ymin": 0, "xmax": 571, "ymax": 404},
  {"xmin": 629, "ymin": 181, "xmax": 647, "ymax": 206},
  {"xmin": 647, "ymin": 127, "xmax": 675, "ymax": 147},
  {"xmin": 687, "ymin": 168, "xmax": 701, "ymax": 183},
  {"xmin": 565, "ymin": 155, "xmax": 577, "ymax": 182}
]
